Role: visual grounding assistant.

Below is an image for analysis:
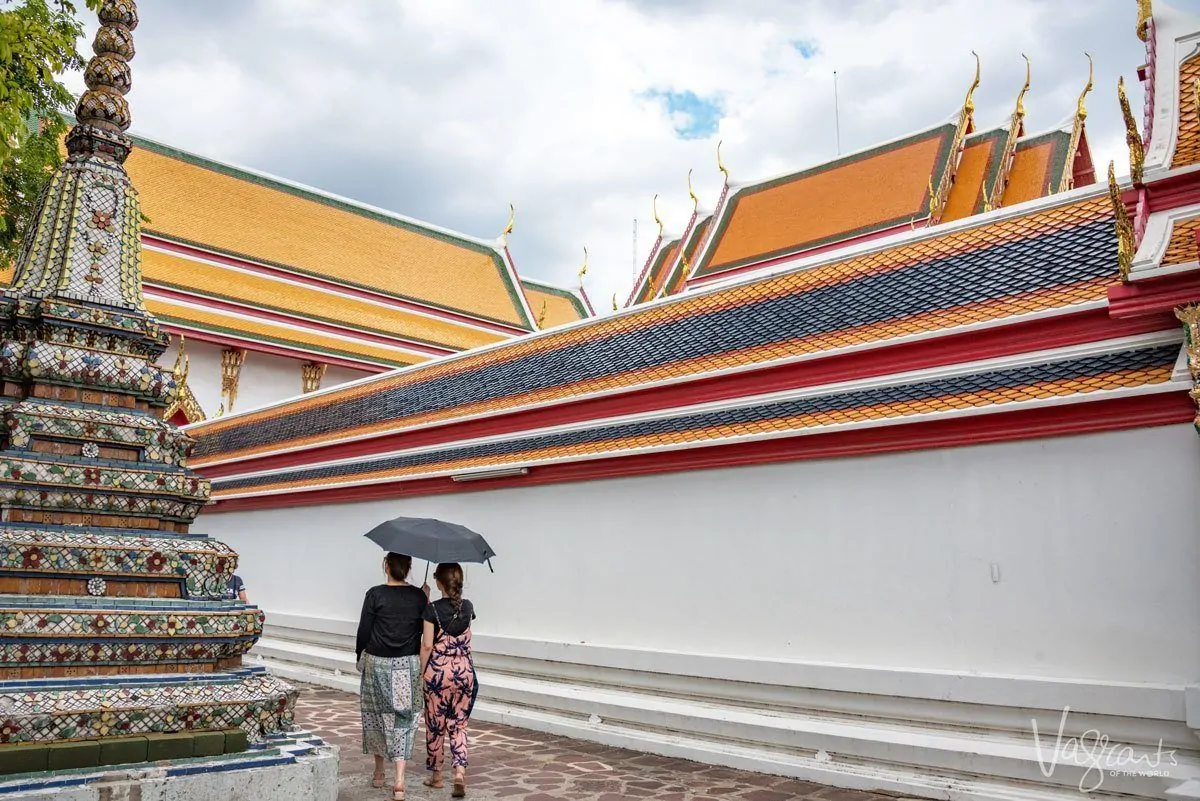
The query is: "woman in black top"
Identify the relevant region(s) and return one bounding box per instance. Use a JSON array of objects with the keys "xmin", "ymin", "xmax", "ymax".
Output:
[{"xmin": 356, "ymin": 552, "xmax": 429, "ymax": 800}]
